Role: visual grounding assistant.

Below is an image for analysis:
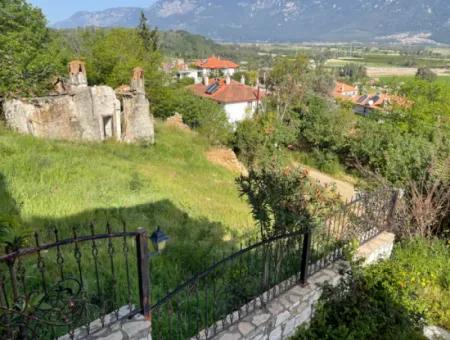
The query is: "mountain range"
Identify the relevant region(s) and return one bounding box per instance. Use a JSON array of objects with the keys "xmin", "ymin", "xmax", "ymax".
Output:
[{"xmin": 53, "ymin": 0, "xmax": 450, "ymax": 44}]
